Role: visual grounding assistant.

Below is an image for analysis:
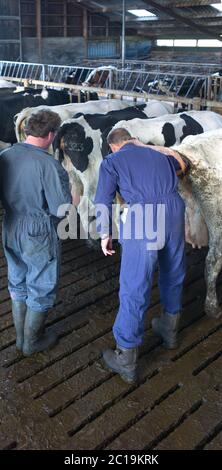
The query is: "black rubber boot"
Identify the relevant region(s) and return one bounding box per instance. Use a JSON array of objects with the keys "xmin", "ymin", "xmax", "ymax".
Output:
[
  {"xmin": 12, "ymin": 301, "xmax": 27, "ymax": 351},
  {"xmin": 103, "ymin": 345, "xmax": 138, "ymax": 383},
  {"xmin": 151, "ymin": 311, "xmax": 181, "ymax": 349},
  {"xmin": 23, "ymin": 308, "xmax": 58, "ymax": 357}
]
